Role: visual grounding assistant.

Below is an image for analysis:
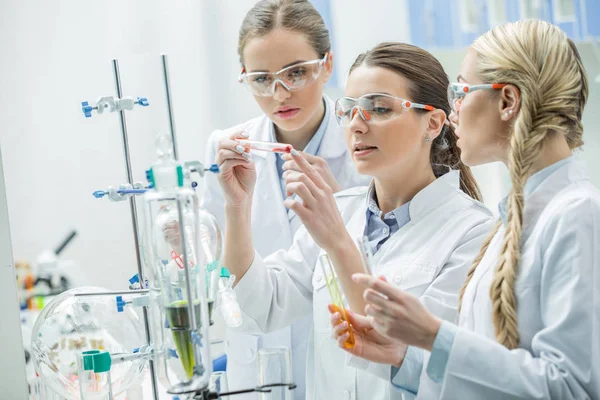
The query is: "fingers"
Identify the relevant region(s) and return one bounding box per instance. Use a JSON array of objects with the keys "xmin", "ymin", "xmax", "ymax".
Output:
[
  {"xmin": 364, "ymin": 303, "xmax": 384, "ymax": 318},
  {"xmin": 332, "ymin": 319, "xmax": 349, "ymax": 338},
  {"xmin": 328, "ymin": 303, "xmax": 336, "ymax": 314},
  {"xmin": 352, "ymin": 273, "xmax": 403, "ymax": 303},
  {"xmin": 346, "ymin": 309, "xmax": 373, "ymax": 330},
  {"xmin": 281, "ymin": 160, "xmax": 299, "ymax": 172},
  {"xmin": 281, "ymin": 151, "xmax": 319, "ymax": 164},
  {"xmin": 228, "ymin": 130, "xmax": 249, "ymax": 140},
  {"xmin": 289, "ymin": 151, "xmax": 327, "ymax": 189},
  {"xmin": 283, "ymin": 198, "xmax": 309, "ymax": 220},
  {"xmin": 285, "ymin": 175, "xmax": 317, "ymax": 208},
  {"xmin": 364, "ymin": 288, "xmax": 393, "ymax": 309},
  {"xmin": 216, "ymin": 139, "xmax": 251, "ymax": 166},
  {"xmin": 336, "ymin": 331, "xmax": 351, "ymax": 348}
]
